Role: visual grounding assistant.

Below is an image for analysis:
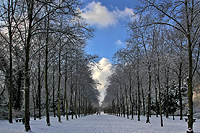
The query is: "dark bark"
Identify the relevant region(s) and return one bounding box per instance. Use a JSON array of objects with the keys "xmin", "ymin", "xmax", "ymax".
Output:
[
  {"xmin": 53, "ymin": 65, "xmax": 56, "ymax": 117},
  {"xmin": 37, "ymin": 45, "xmax": 41, "ymax": 119},
  {"xmin": 185, "ymin": 0, "xmax": 193, "ymax": 130},
  {"xmin": 157, "ymin": 57, "xmax": 163, "ymax": 127},
  {"xmin": 24, "ymin": 0, "xmax": 33, "ymax": 131},
  {"xmin": 45, "ymin": 6, "xmax": 50, "ymax": 125},
  {"xmin": 64, "ymin": 66, "xmax": 68, "ymax": 120},
  {"xmin": 137, "ymin": 71, "xmax": 140, "ymax": 121},
  {"xmin": 146, "ymin": 65, "xmax": 151, "ymax": 123},
  {"xmin": 166, "ymin": 68, "xmax": 169, "ymax": 118},
  {"xmin": 57, "ymin": 40, "xmax": 61, "ymax": 123},
  {"xmin": 178, "ymin": 62, "xmax": 183, "ymax": 120},
  {"xmin": 8, "ymin": 0, "xmax": 13, "ymax": 124},
  {"xmin": 142, "ymin": 87, "xmax": 145, "ymax": 116}
]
